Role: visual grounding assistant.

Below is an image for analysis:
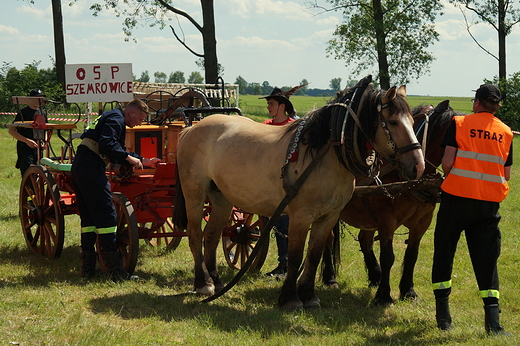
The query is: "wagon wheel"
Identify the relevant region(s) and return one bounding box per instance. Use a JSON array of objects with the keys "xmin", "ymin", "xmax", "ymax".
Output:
[
  {"xmin": 142, "ymin": 217, "xmax": 184, "ymax": 250},
  {"xmin": 19, "ymin": 165, "xmax": 65, "ymax": 258},
  {"xmin": 111, "ymin": 192, "xmax": 139, "ymax": 275},
  {"xmin": 221, "ymin": 210, "xmax": 269, "ymax": 272}
]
